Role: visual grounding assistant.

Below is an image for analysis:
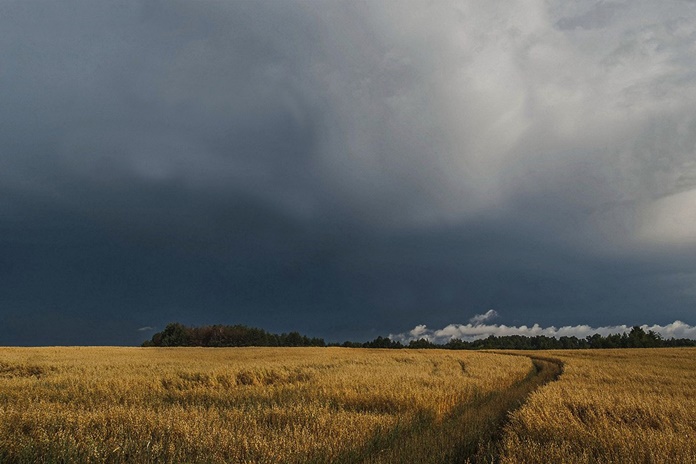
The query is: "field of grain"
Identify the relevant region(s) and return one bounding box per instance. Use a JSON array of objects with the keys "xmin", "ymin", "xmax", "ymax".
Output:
[
  {"xmin": 500, "ymin": 348, "xmax": 696, "ymax": 464},
  {"xmin": 0, "ymin": 347, "xmax": 535, "ymax": 463}
]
